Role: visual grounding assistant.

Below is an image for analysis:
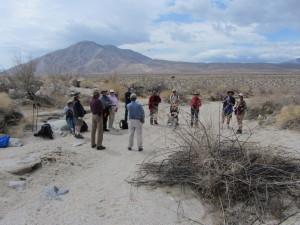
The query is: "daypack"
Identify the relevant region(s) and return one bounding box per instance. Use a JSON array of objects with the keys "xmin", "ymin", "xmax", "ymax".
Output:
[
  {"xmin": 80, "ymin": 120, "xmax": 88, "ymax": 132},
  {"xmin": 66, "ymin": 109, "xmax": 74, "ymax": 119},
  {"xmin": 119, "ymin": 120, "xmax": 128, "ymax": 130},
  {"xmin": 225, "ymin": 104, "xmax": 233, "ymax": 114},
  {"xmin": 34, "ymin": 124, "xmax": 53, "ymax": 139},
  {"xmin": 0, "ymin": 135, "xmax": 10, "ymax": 148}
]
